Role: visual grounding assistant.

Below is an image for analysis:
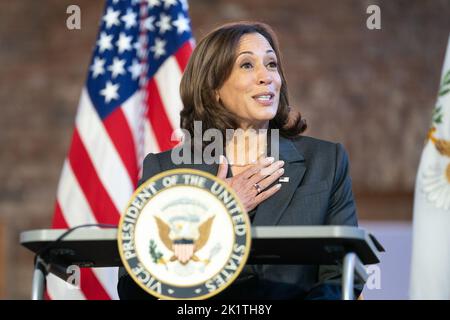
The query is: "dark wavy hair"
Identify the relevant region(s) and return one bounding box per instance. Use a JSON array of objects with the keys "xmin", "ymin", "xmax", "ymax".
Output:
[{"xmin": 179, "ymin": 21, "xmax": 306, "ymax": 144}]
